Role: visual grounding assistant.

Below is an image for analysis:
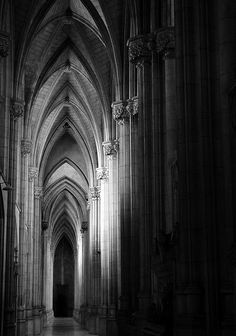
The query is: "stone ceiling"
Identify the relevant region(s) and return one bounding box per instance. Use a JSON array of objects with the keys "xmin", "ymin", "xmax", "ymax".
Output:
[{"xmin": 12, "ymin": 0, "xmax": 124, "ymax": 250}]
